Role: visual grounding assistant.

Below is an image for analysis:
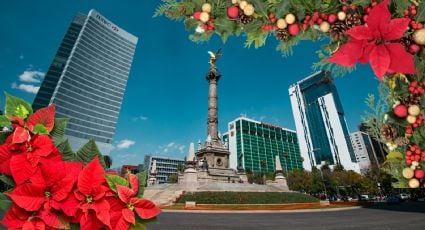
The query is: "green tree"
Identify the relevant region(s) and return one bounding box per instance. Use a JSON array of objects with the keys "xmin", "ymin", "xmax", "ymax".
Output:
[{"xmin": 168, "ymin": 174, "xmax": 178, "ymax": 183}]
